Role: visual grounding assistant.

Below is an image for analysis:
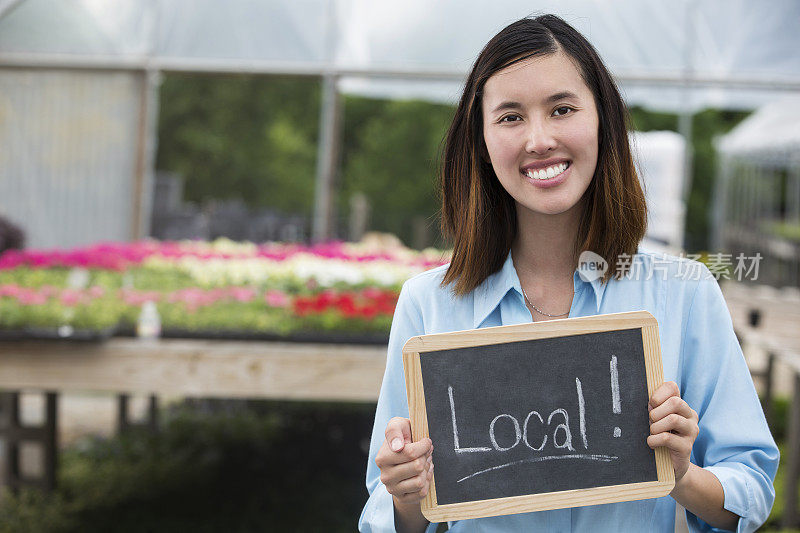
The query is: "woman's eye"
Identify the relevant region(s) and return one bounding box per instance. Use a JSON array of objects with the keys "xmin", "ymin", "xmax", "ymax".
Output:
[
  {"xmin": 553, "ymin": 106, "xmax": 573, "ymax": 117},
  {"xmin": 499, "ymin": 115, "xmax": 521, "ymax": 123}
]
